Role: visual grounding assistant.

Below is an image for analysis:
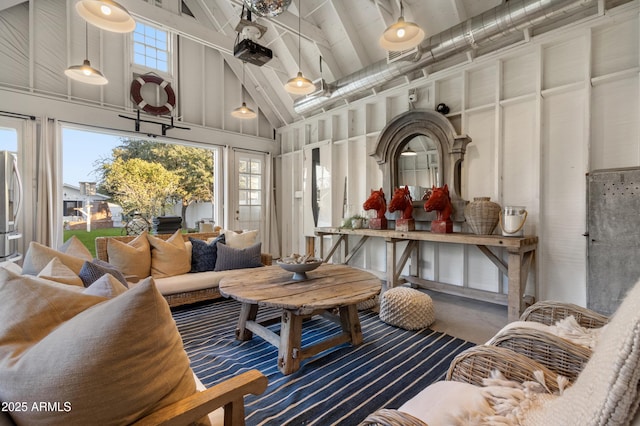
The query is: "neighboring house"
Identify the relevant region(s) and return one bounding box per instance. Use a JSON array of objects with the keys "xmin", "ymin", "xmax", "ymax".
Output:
[{"xmin": 63, "ymin": 183, "xmax": 115, "ymax": 229}]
